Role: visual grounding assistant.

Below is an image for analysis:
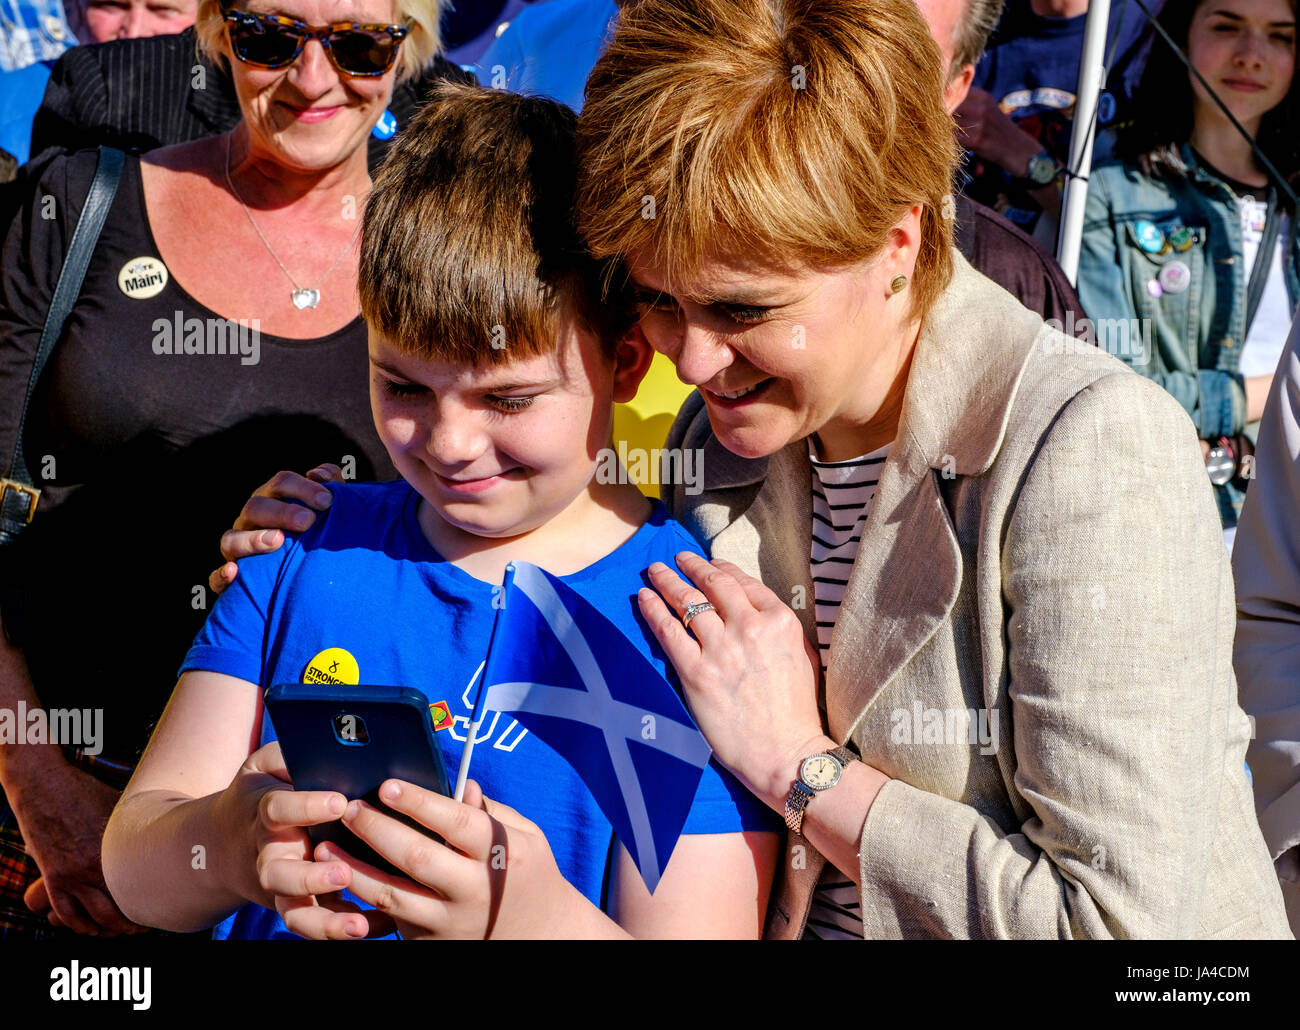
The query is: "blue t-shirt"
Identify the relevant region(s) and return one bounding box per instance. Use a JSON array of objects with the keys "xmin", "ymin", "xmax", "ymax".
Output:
[
  {"xmin": 474, "ymin": 0, "xmax": 619, "ymax": 112},
  {"xmin": 180, "ymin": 480, "xmax": 778, "ymax": 939}
]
